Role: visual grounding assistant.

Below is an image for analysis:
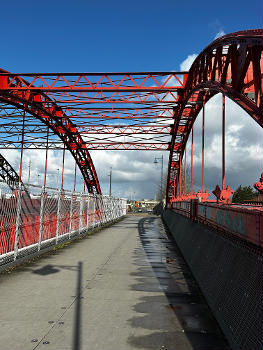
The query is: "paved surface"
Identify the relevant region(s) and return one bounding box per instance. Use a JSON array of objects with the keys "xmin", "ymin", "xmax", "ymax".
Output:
[{"xmin": 0, "ymin": 215, "xmax": 230, "ymax": 350}]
